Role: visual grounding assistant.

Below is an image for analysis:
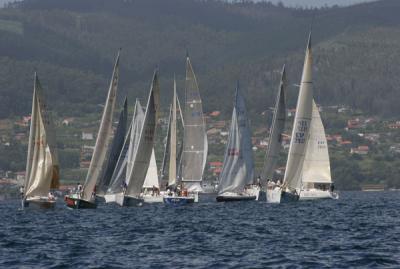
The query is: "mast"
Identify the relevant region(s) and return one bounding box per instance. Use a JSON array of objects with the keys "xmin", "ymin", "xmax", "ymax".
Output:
[
  {"xmin": 261, "ymin": 65, "xmax": 286, "ymax": 183},
  {"xmin": 125, "ymin": 69, "xmax": 160, "ymax": 197},
  {"xmin": 82, "ymin": 50, "xmax": 120, "ymax": 201},
  {"xmin": 283, "ymin": 32, "xmax": 313, "ymax": 192},
  {"xmin": 160, "ymin": 104, "xmax": 172, "ymax": 184},
  {"xmin": 181, "ymin": 55, "xmax": 208, "ymax": 190}
]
